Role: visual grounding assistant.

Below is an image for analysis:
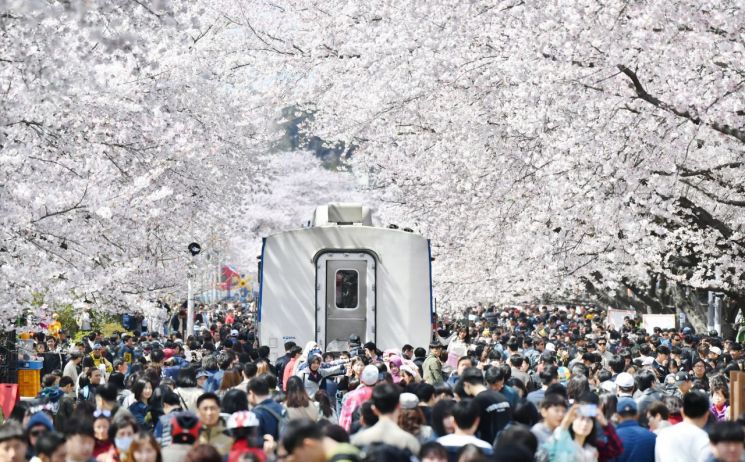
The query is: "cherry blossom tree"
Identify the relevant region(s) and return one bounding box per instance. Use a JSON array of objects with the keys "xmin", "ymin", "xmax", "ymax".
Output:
[{"xmin": 204, "ymin": 0, "xmax": 745, "ymax": 328}]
